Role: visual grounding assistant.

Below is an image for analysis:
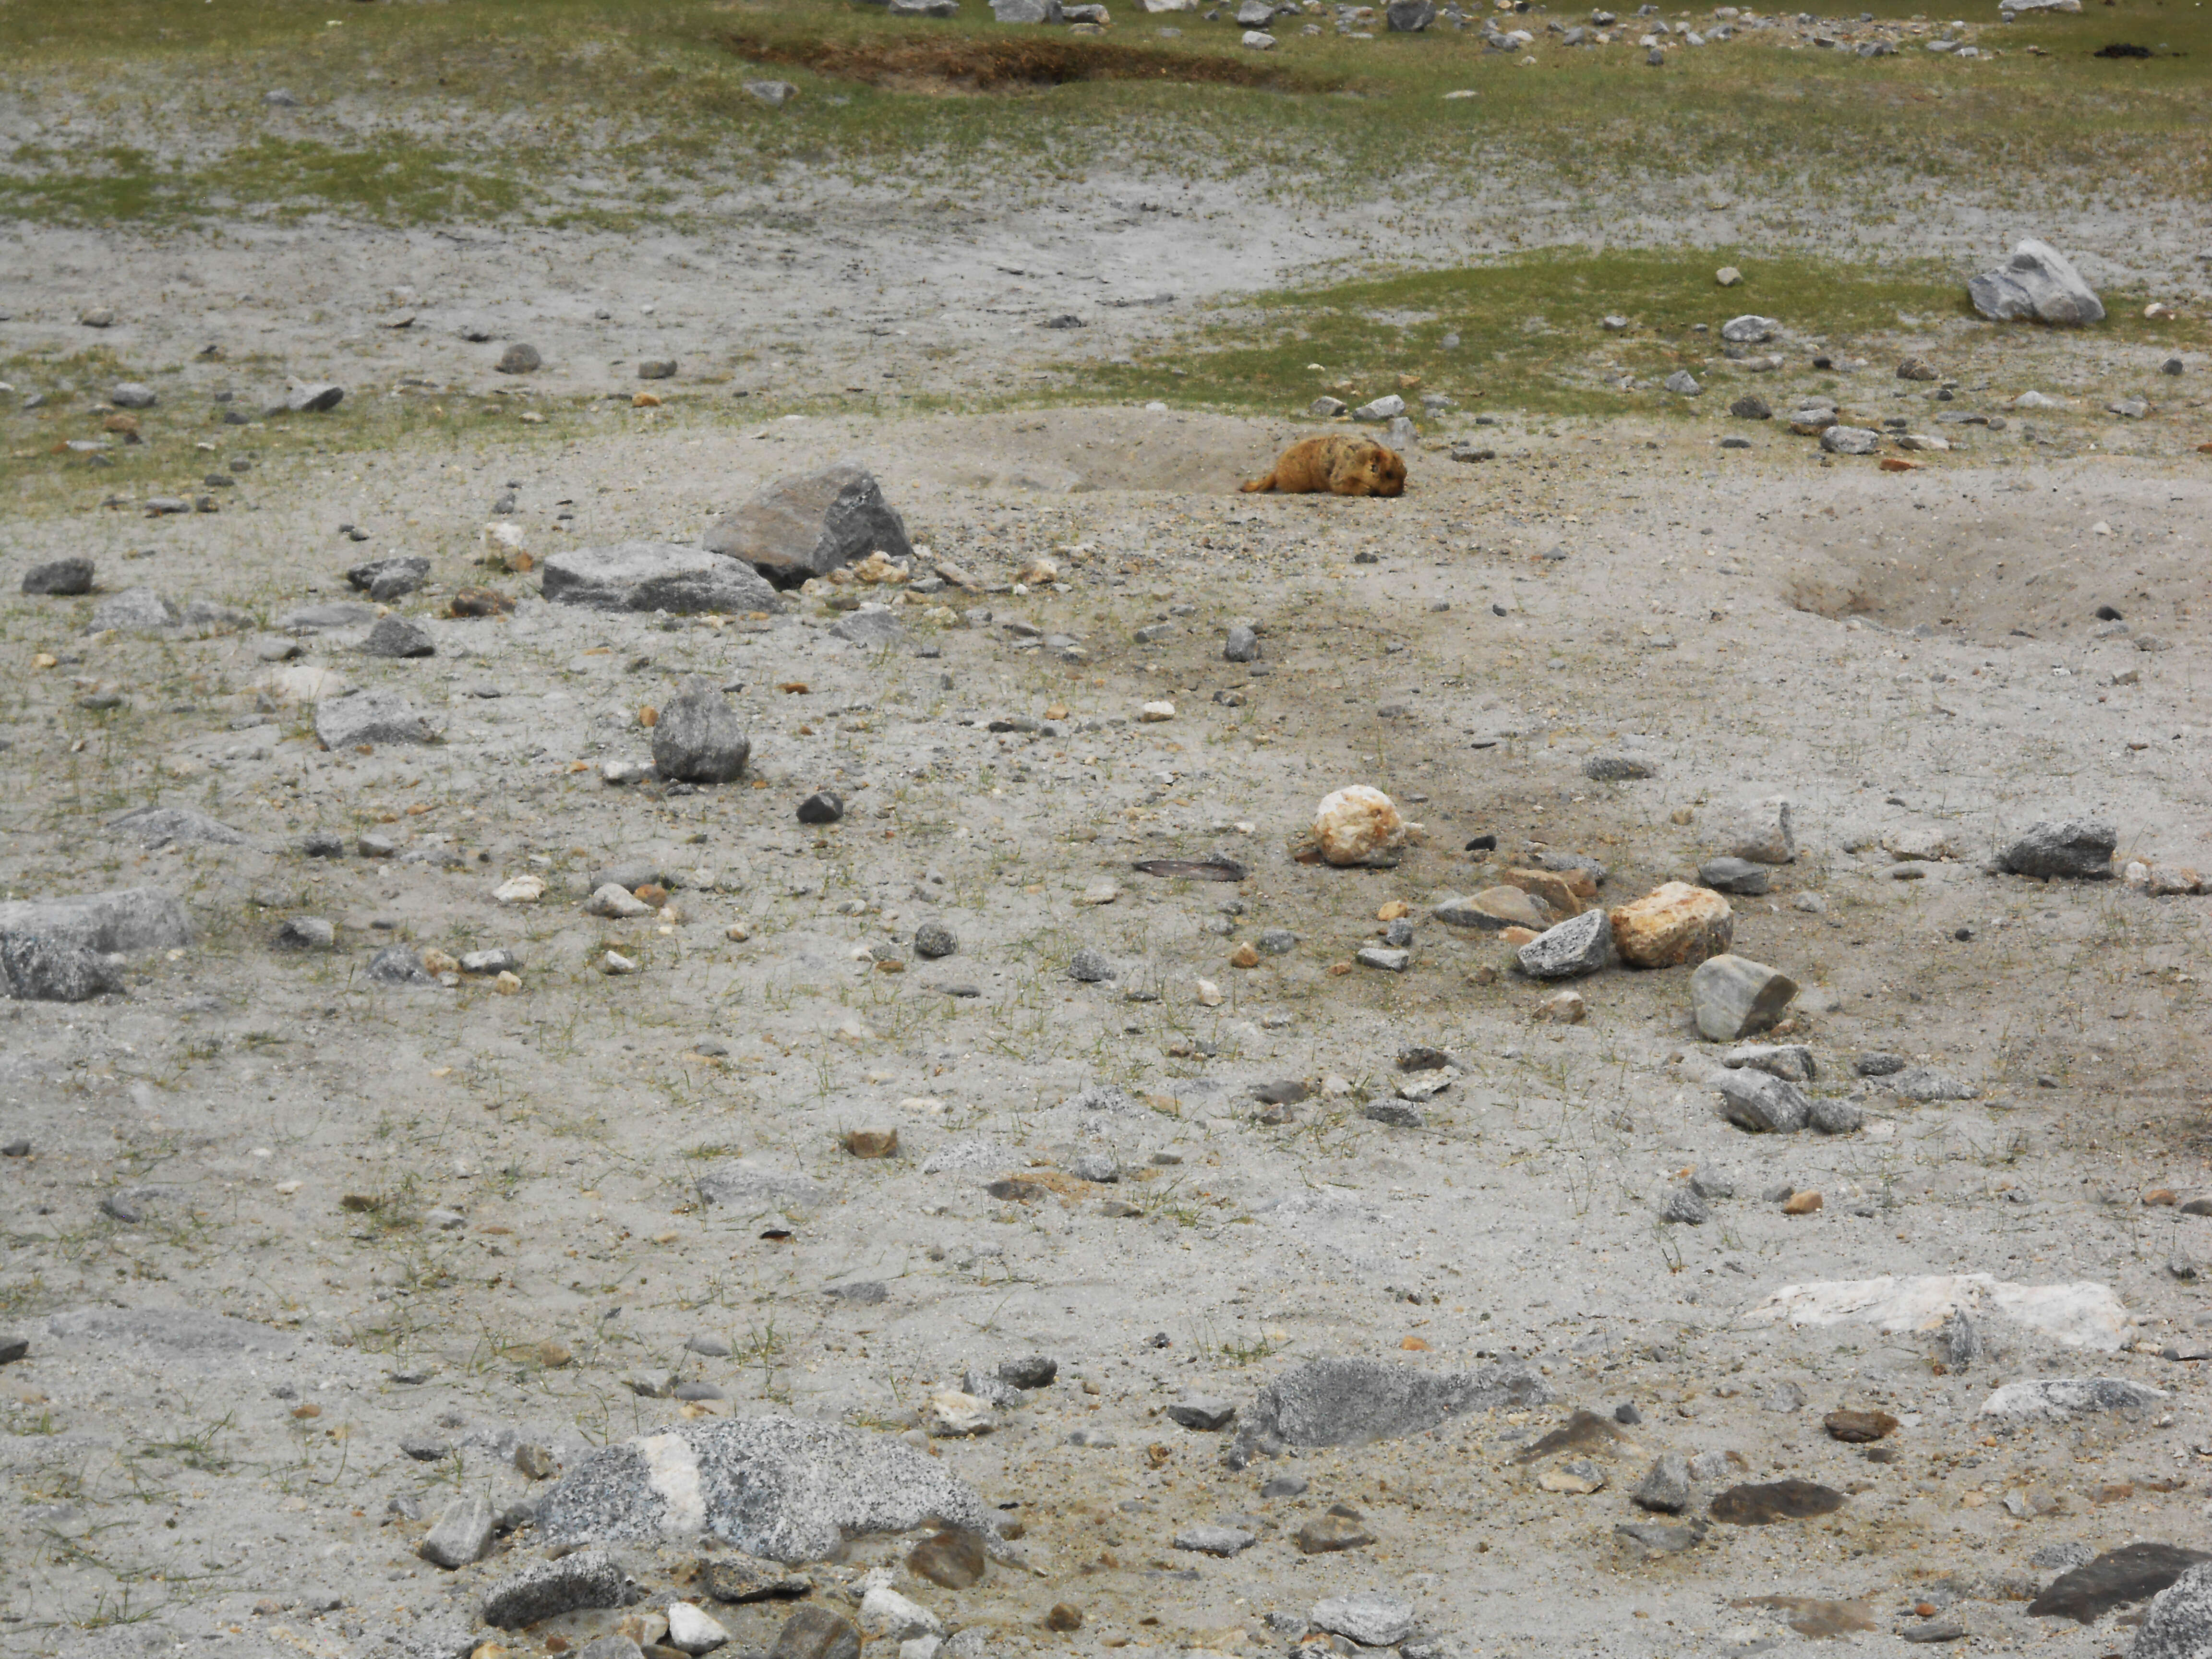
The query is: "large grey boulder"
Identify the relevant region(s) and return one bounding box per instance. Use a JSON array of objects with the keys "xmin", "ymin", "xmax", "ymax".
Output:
[
  {"xmin": 1969, "ymin": 239, "xmax": 2104, "ymax": 325},
  {"xmin": 1999, "ymin": 818, "xmax": 2116, "ymax": 879},
  {"xmin": 653, "ymin": 686, "xmax": 751, "ymax": 783},
  {"xmin": 2128, "ymin": 1562, "xmax": 2212, "ymax": 1659},
  {"xmin": 534, "ymin": 1417, "xmax": 1002, "ymax": 1562},
  {"xmin": 0, "ymin": 888, "xmax": 190, "ymax": 954},
  {"xmin": 702, "ymin": 464, "xmax": 912, "ymax": 589},
  {"xmin": 541, "ymin": 543, "xmax": 782, "ymax": 614},
  {"xmin": 315, "ymin": 688, "xmax": 443, "ymax": 748},
  {"xmin": 104, "ymin": 805, "xmax": 248, "ymax": 850},
  {"xmin": 0, "ymin": 933, "xmax": 121, "ymax": 1001},
  {"xmin": 1231, "ymin": 1357, "xmax": 1551, "ymax": 1466}
]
